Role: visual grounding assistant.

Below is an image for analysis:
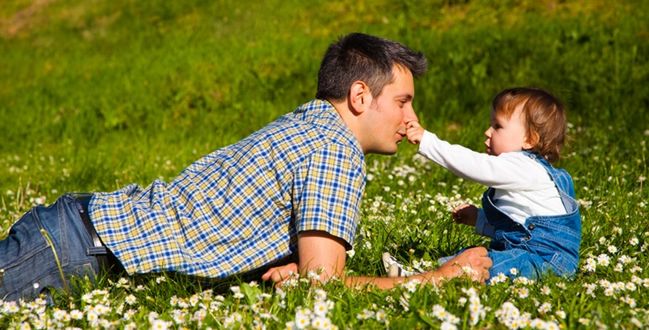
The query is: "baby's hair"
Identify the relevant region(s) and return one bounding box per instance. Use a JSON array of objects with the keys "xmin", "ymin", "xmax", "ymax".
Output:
[{"xmin": 492, "ymin": 87, "xmax": 566, "ymax": 163}]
